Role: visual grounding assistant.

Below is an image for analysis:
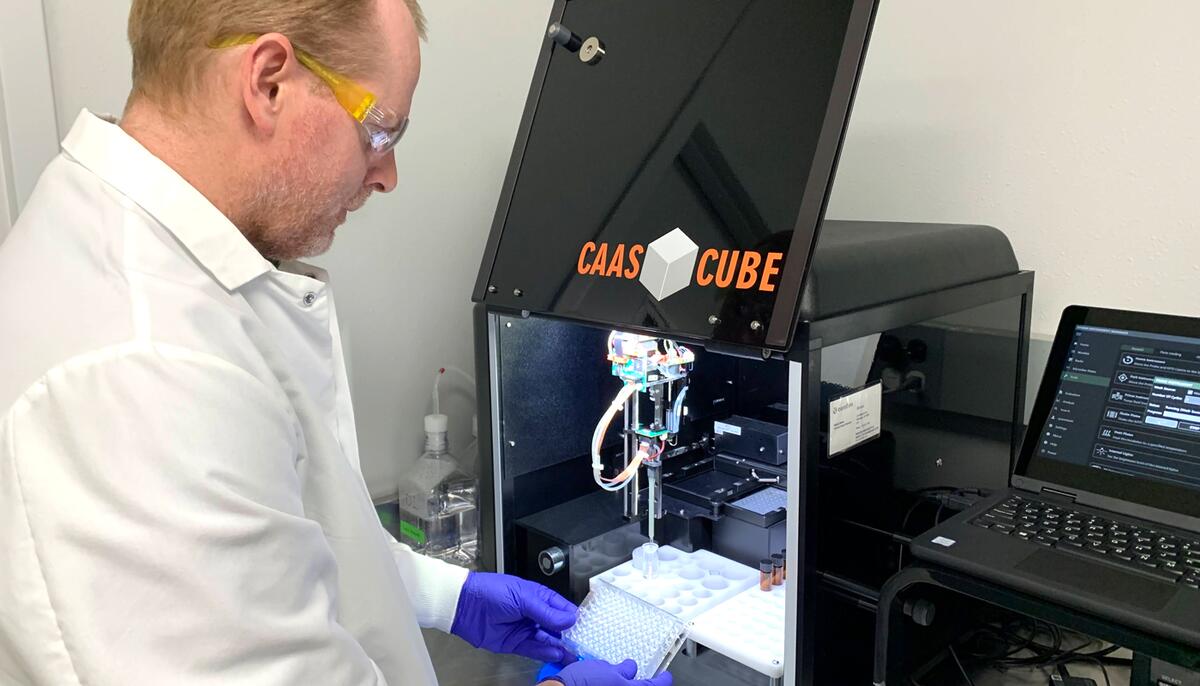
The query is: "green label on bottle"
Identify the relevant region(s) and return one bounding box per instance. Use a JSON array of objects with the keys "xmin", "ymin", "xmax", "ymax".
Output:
[{"xmin": 400, "ymin": 520, "xmax": 427, "ymax": 545}]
